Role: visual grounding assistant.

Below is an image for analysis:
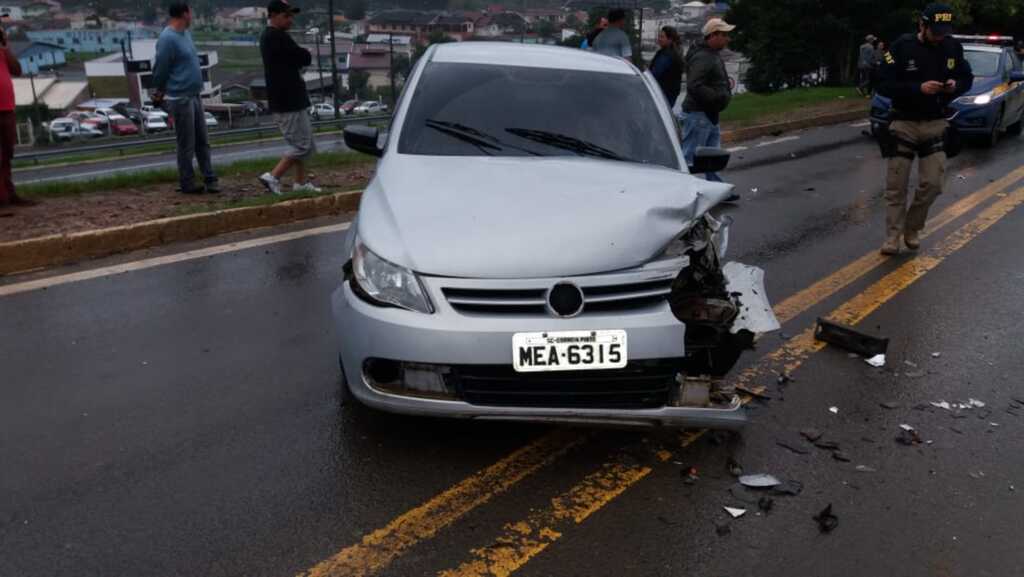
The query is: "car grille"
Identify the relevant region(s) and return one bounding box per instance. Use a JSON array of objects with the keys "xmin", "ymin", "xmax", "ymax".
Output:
[
  {"xmin": 442, "ymin": 278, "xmax": 674, "ymax": 316},
  {"xmin": 446, "ymin": 360, "xmax": 678, "ymax": 409}
]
